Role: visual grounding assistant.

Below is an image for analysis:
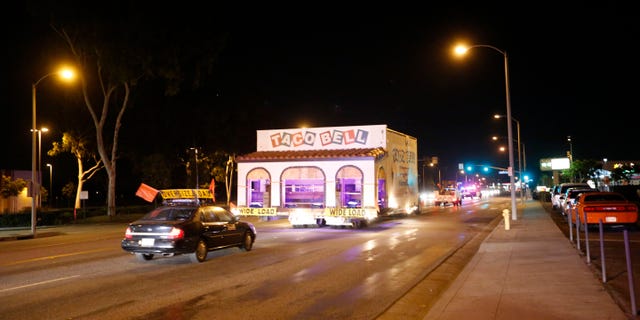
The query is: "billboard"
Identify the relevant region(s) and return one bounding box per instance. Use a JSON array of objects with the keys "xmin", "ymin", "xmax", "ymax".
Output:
[{"xmin": 540, "ymin": 157, "xmax": 571, "ymax": 171}]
